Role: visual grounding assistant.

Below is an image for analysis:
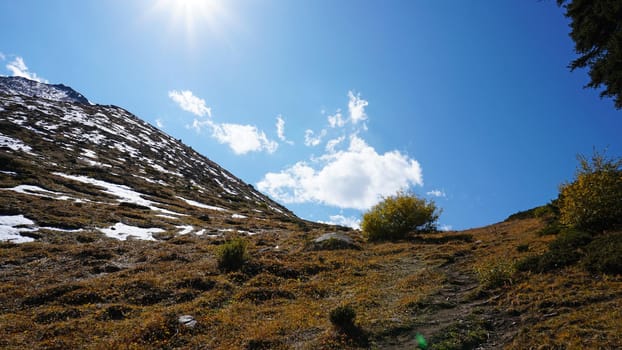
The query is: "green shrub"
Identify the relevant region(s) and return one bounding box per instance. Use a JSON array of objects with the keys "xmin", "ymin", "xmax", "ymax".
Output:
[
  {"xmin": 536, "ymin": 222, "xmax": 563, "ymax": 236},
  {"xmin": 559, "ymin": 151, "xmax": 622, "ymax": 232},
  {"xmin": 517, "ymin": 249, "xmax": 583, "ymax": 273},
  {"xmin": 329, "ymin": 305, "xmax": 356, "ymax": 330},
  {"xmin": 582, "ymin": 232, "xmax": 622, "ymax": 275},
  {"xmin": 548, "ymin": 229, "xmax": 592, "ymax": 251},
  {"xmin": 506, "ymin": 201, "xmax": 558, "ymax": 221},
  {"xmin": 517, "ymin": 244, "xmax": 529, "ymax": 252},
  {"xmin": 217, "ymin": 238, "xmax": 248, "ymax": 271},
  {"xmin": 516, "ymin": 229, "xmax": 592, "ymax": 273},
  {"xmin": 361, "ymin": 191, "xmax": 441, "ymax": 241},
  {"xmin": 506, "ymin": 207, "xmax": 539, "ymax": 221},
  {"xmin": 537, "ymin": 249, "xmax": 582, "ymax": 271},
  {"xmin": 533, "ymin": 202, "xmax": 559, "ymax": 219}
]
